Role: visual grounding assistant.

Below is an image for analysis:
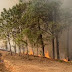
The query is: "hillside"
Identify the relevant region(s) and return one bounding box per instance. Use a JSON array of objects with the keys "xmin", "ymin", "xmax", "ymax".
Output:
[{"xmin": 0, "ymin": 51, "xmax": 72, "ymax": 72}]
